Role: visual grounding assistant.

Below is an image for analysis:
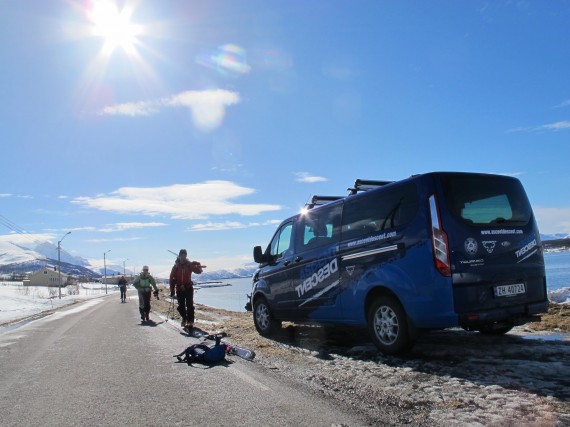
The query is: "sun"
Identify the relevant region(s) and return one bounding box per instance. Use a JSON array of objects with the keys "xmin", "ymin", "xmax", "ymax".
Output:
[{"xmin": 88, "ymin": 0, "xmax": 143, "ymax": 56}]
